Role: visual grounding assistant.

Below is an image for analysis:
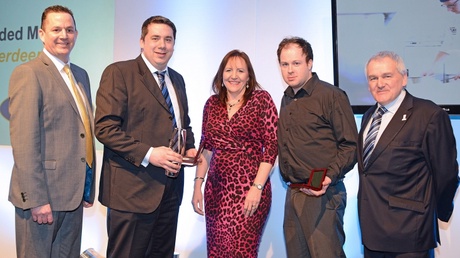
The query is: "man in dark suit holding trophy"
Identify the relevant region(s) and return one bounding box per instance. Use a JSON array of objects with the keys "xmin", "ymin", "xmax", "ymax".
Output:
[{"xmin": 95, "ymin": 15, "xmax": 197, "ymax": 257}]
